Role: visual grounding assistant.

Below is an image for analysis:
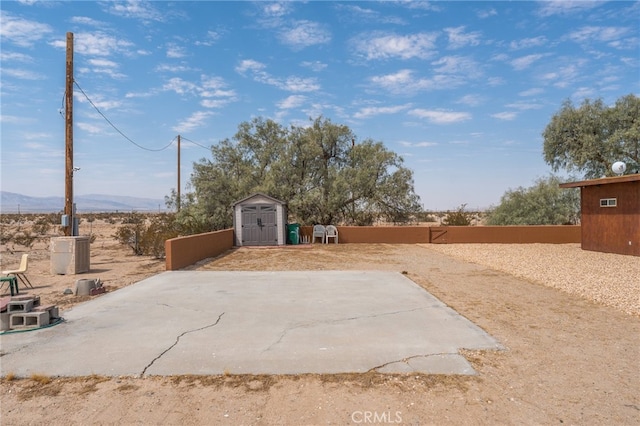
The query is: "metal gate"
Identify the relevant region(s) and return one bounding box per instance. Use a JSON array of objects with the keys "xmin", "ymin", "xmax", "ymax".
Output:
[{"xmin": 241, "ymin": 205, "xmax": 278, "ymax": 246}]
